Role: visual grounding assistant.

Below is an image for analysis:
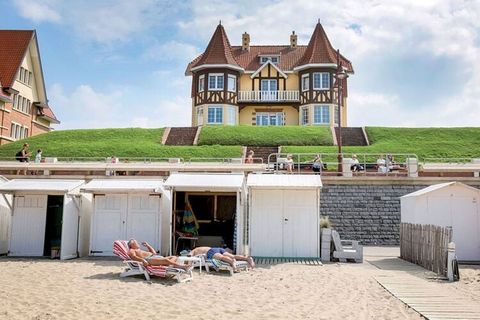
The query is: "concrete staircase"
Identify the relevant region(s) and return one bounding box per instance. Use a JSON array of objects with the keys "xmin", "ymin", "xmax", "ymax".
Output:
[
  {"xmin": 334, "ymin": 127, "xmax": 368, "ymax": 146},
  {"xmin": 245, "ymin": 146, "xmax": 279, "ymax": 164},
  {"xmin": 164, "ymin": 127, "xmax": 199, "ymax": 146}
]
